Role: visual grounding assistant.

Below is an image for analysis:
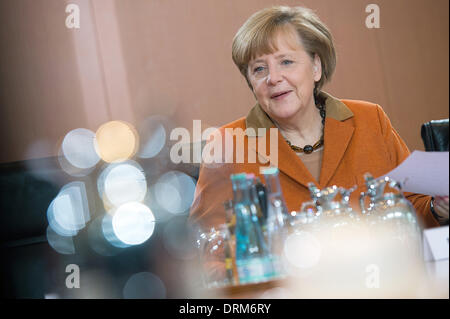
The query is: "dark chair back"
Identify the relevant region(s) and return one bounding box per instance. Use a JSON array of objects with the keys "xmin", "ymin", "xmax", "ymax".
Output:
[{"xmin": 421, "ymin": 119, "xmax": 449, "ymax": 151}]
